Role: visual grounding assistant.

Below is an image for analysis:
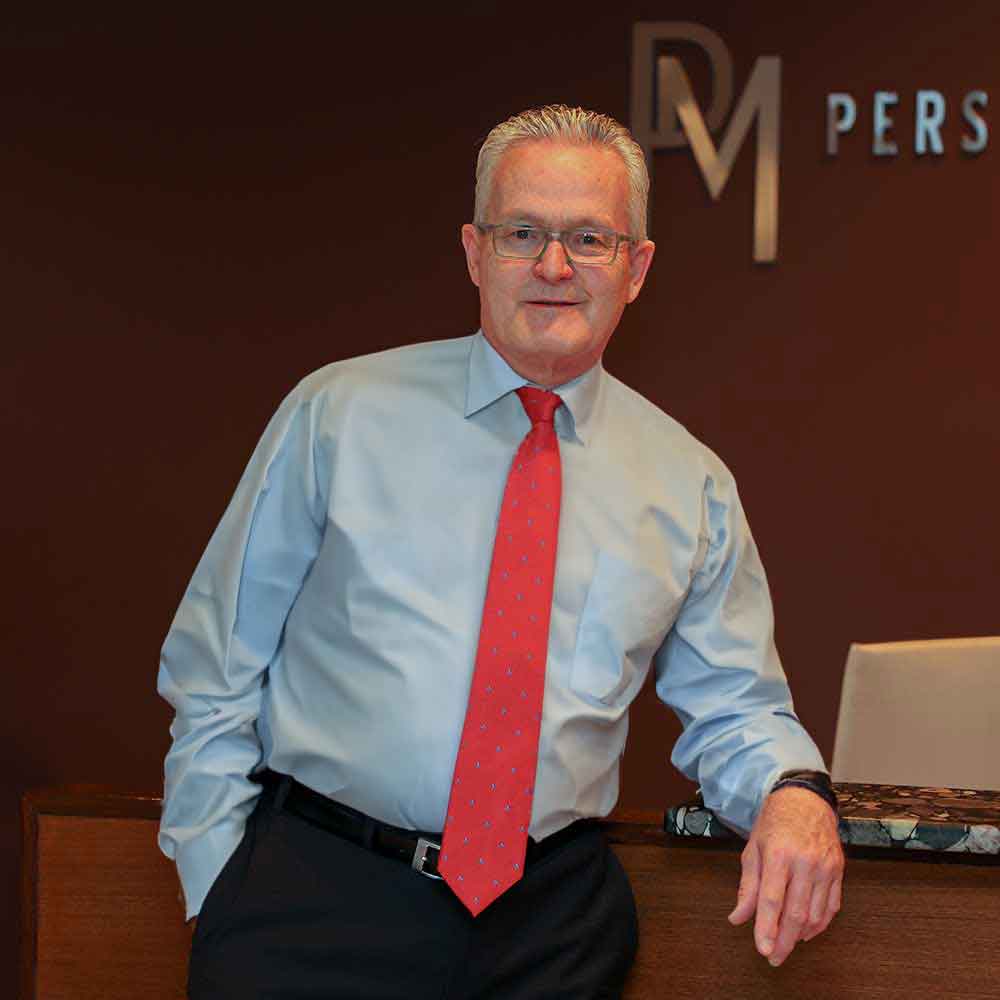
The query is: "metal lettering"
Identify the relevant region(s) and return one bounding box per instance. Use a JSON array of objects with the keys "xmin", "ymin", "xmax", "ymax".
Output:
[
  {"xmin": 631, "ymin": 23, "xmax": 781, "ymax": 262},
  {"xmin": 873, "ymin": 91, "xmax": 899, "ymax": 156},
  {"xmin": 961, "ymin": 91, "xmax": 989, "ymax": 153},
  {"xmin": 631, "ymin": 22, "xmax": 734, "ymax": 150},
  {"xmin": 826, "ymin": 93, "xmax": 857, "ymax": 155},
  {"xmin": 633, "ymin": 21, "xmax": 990, "ymax": 263},
  {"xmin": 915, "ymin": 90, "xmax": 946, "ymax": 155}
]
